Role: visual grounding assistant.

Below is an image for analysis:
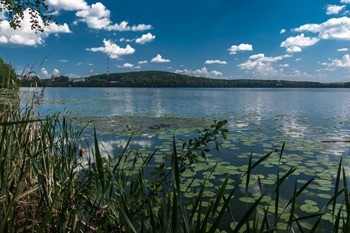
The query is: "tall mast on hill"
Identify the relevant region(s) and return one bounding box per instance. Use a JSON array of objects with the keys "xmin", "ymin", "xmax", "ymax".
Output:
[{"xmin": 107, "ymin": 57, "xmax": 110, "ymax": 75}]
